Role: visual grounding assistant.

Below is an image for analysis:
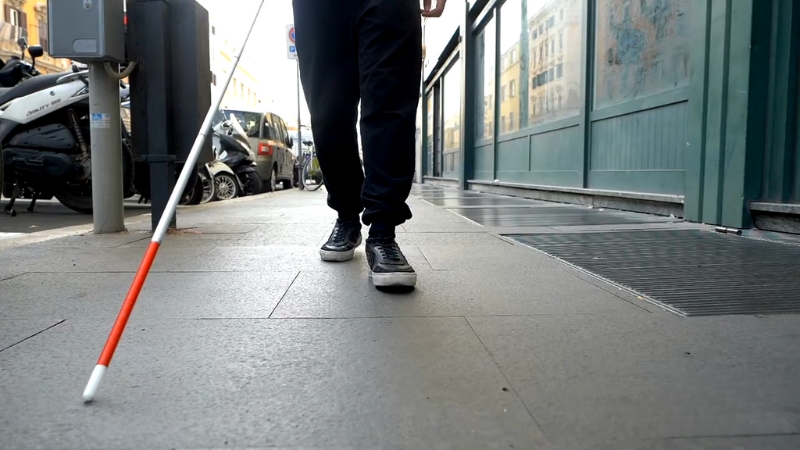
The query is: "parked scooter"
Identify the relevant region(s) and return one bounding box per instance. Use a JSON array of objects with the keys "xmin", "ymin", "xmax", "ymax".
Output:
[
  {"xmin": 0, "ymin": 53, "xmax": 134, "ymax": 216},
  {"xmin": 0, "ymin": 38, "xmax": 41, "ymax": 88},
  {"xmin": 209, "ymin": 110, "xmax": 262, "ymax": 200}
]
